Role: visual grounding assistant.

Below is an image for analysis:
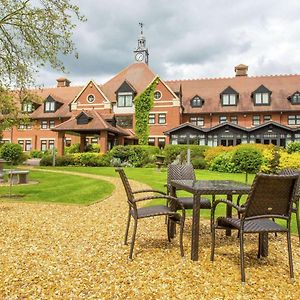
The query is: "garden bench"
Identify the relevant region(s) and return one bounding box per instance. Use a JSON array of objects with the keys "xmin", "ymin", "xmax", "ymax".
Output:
[{"xmin": 6, "ymin": 170, "xmax": 29, "ymax": 184}]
